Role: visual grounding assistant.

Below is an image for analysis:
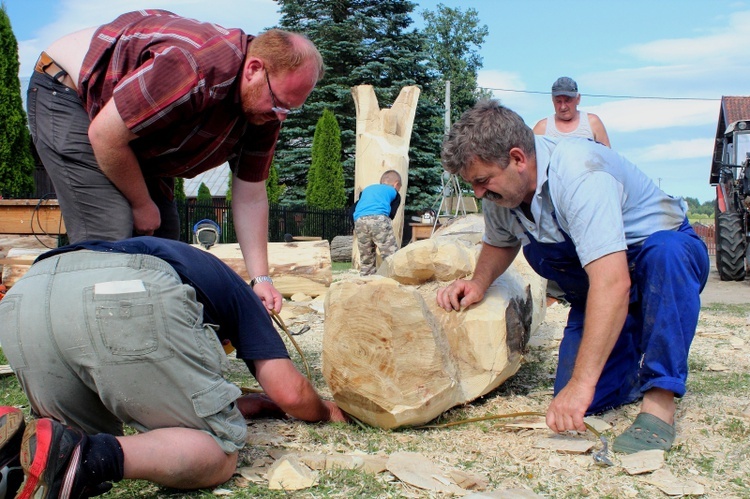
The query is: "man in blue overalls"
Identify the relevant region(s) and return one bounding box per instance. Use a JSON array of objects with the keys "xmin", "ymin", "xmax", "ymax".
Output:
[{"xmin": 436, "ymin": 101, "xmax": 709, "ymax": 454}]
